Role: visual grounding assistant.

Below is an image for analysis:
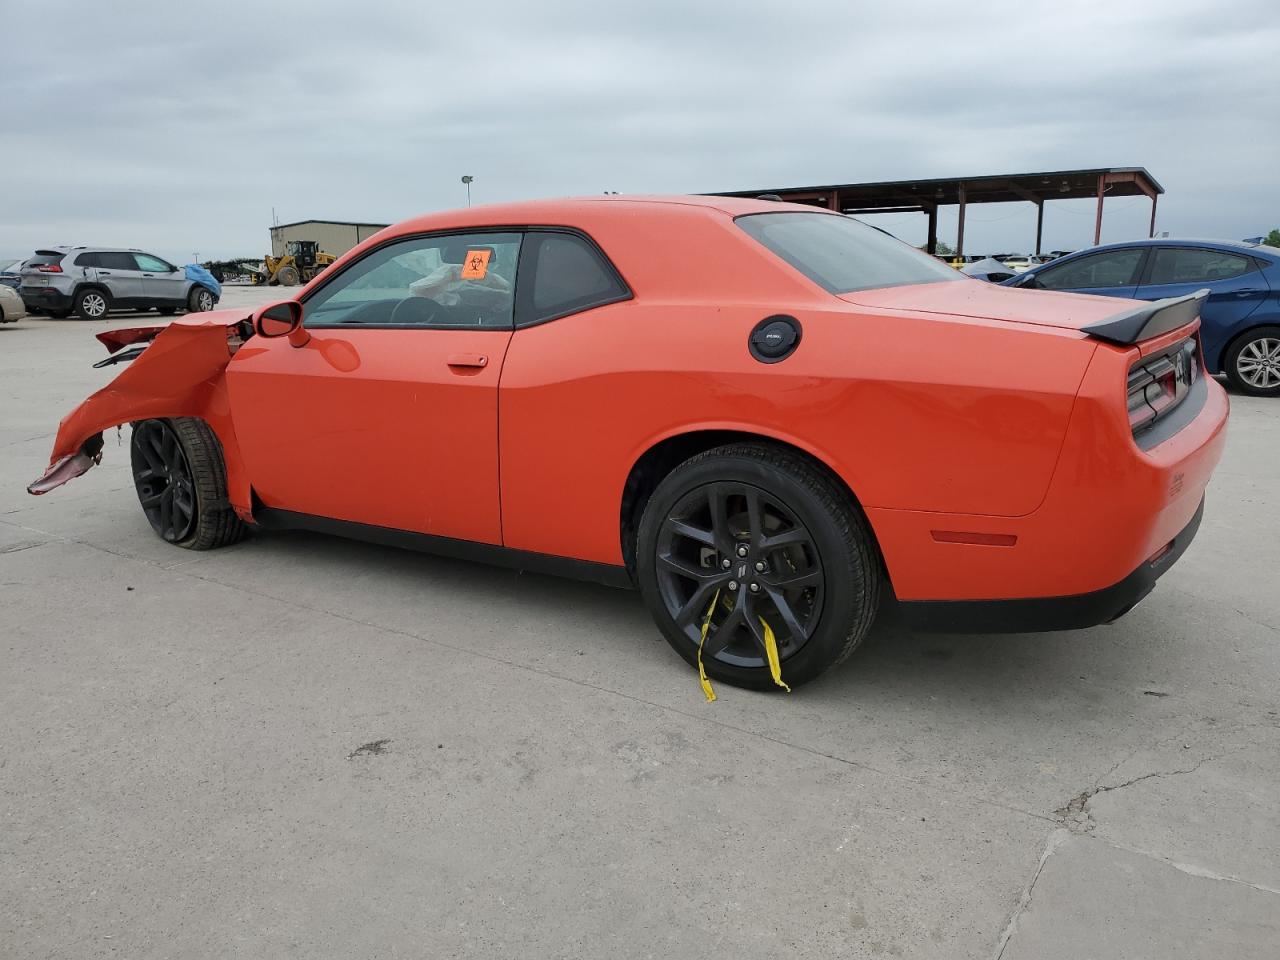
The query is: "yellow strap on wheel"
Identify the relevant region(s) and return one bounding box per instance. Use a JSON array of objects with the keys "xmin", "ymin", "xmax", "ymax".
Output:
[
  {"xmin": 758, "ymin": 615, "xmax": 791, "ymax": 693},
  {"xmin": 697, "ymin": 590, "xmax": 720, "ymax": 702},
  {"xmin": 696, "ymin": 588, "xmax": 791, "ymax": 699}
]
